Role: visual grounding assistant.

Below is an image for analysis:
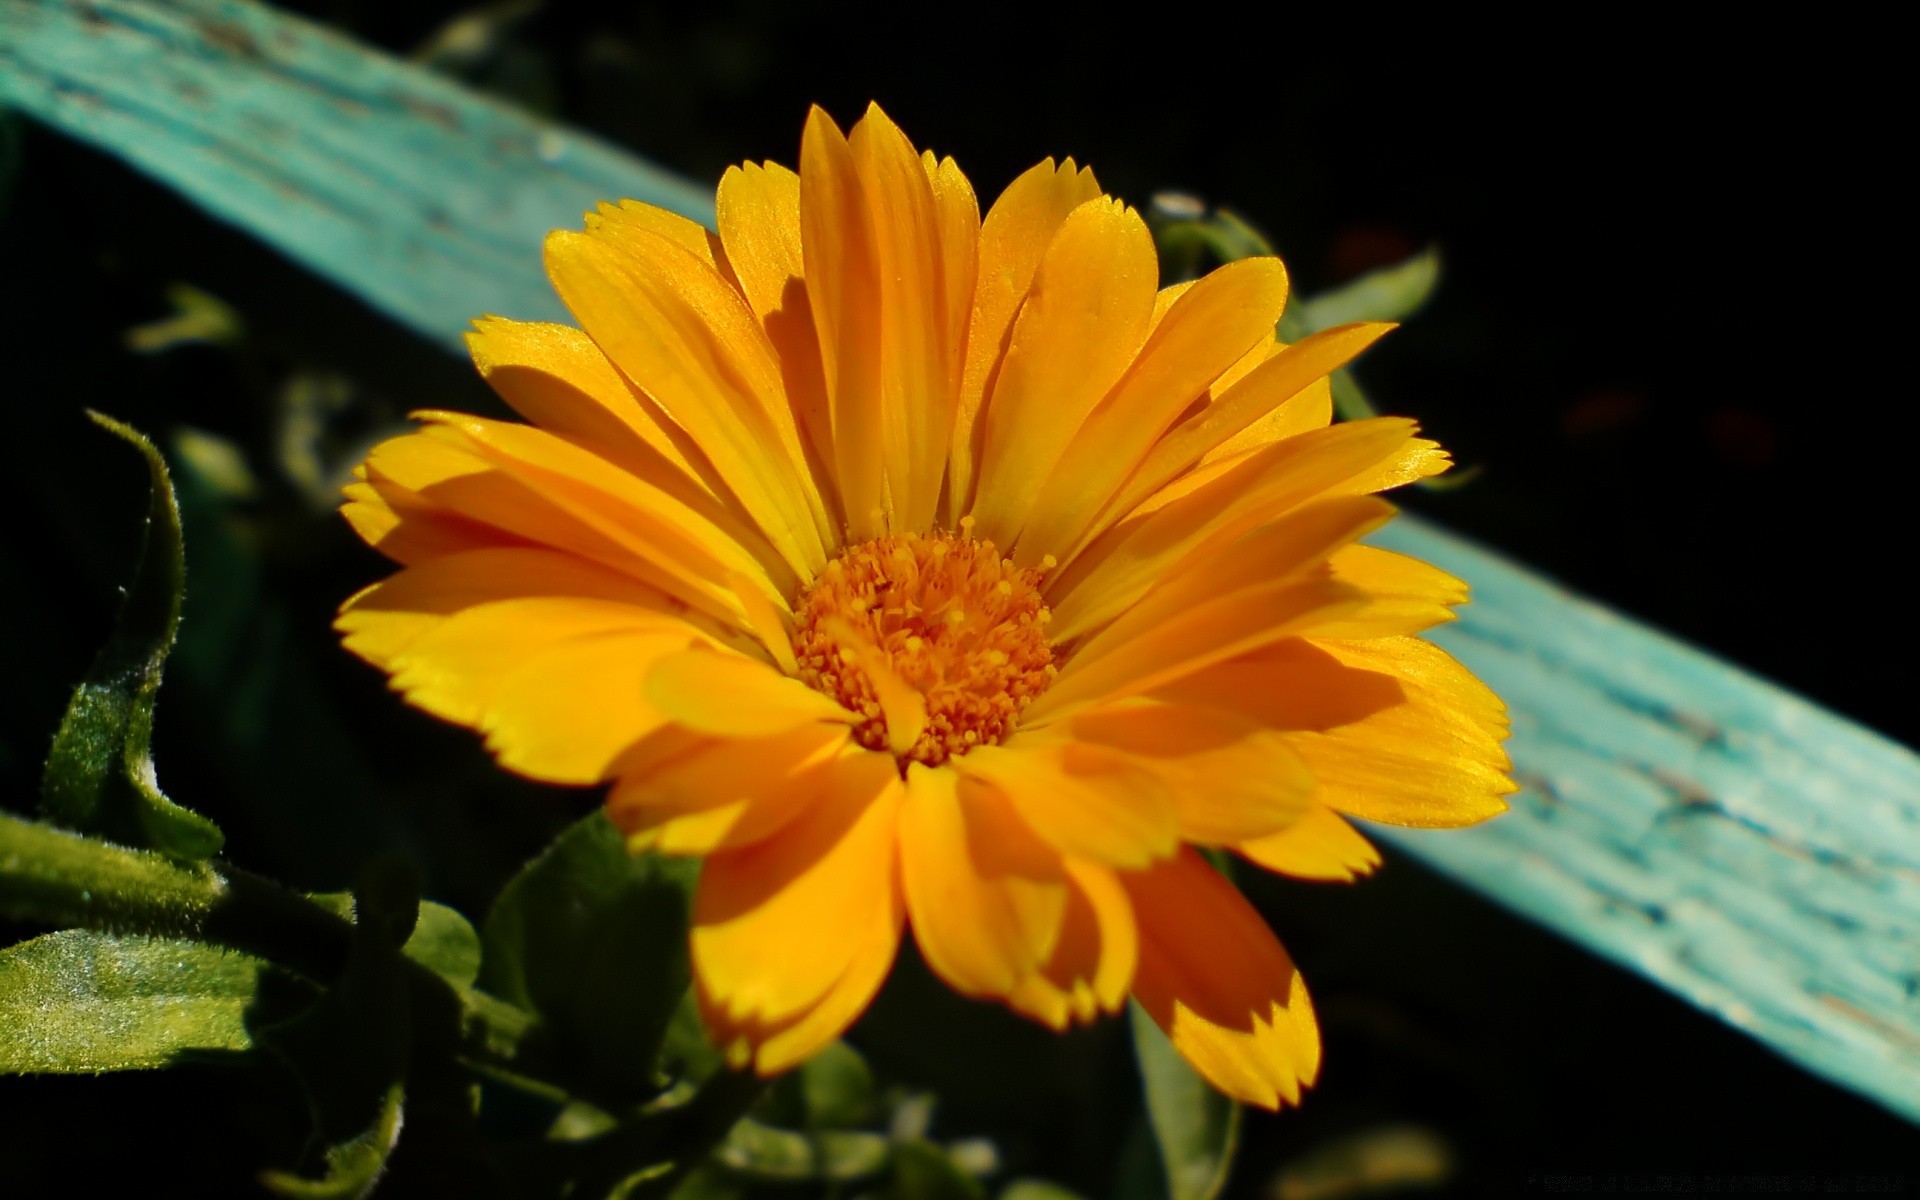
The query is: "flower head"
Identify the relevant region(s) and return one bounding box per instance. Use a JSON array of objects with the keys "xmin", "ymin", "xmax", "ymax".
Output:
[{"xmin": 337, "ymin": 103, "xmax": 1514, "ymax": 1109}]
